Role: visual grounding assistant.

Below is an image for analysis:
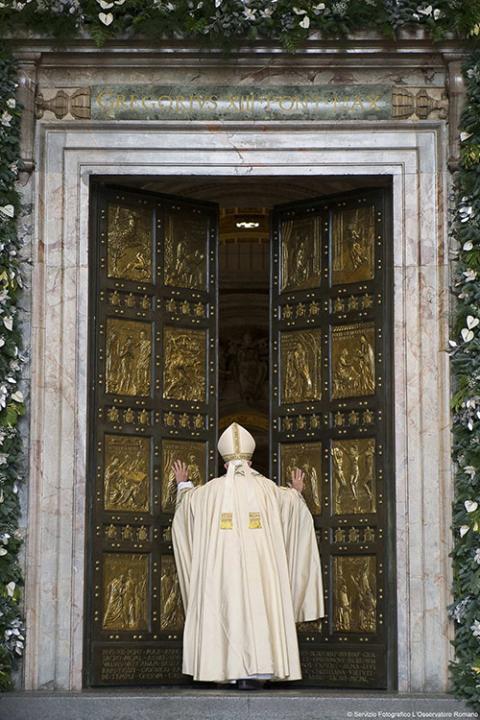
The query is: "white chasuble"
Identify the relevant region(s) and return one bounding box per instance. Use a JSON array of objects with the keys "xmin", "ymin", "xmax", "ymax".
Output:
[{"xmin": 172, "ymin": 459, "xmax": 325, "ymax": 683}]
